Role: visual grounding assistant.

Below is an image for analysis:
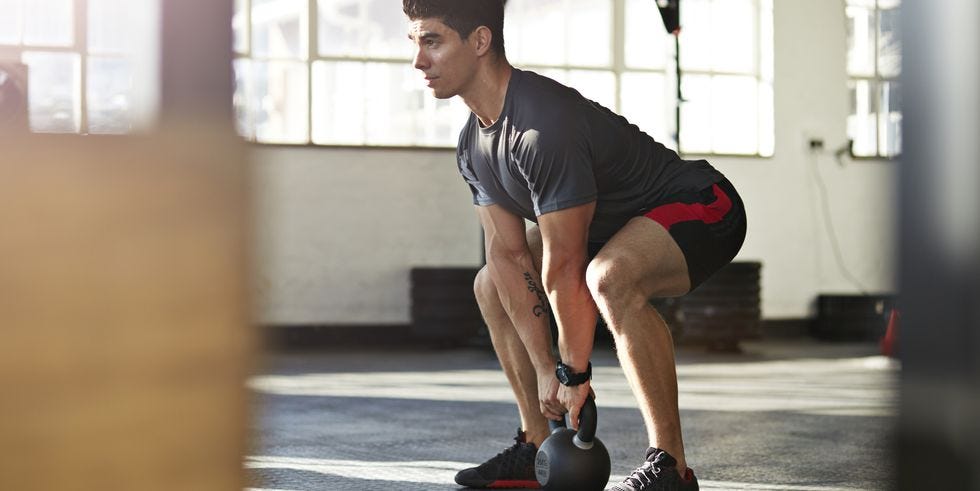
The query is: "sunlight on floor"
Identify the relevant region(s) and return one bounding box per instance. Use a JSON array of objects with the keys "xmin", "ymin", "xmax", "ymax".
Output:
[{"xmin": 249, "ymin": 356, "xmax": 899, "ymax": 417}]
